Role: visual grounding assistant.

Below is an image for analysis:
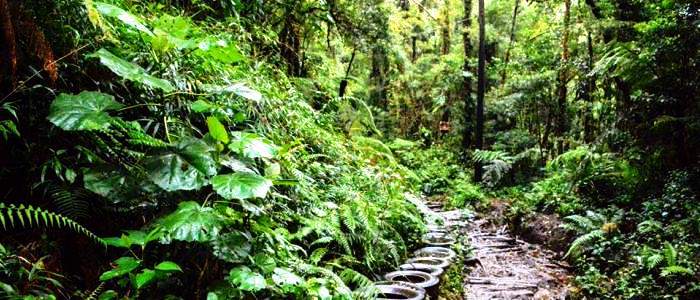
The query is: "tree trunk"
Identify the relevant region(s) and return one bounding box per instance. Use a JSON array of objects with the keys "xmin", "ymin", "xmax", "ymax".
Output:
[
  {"xmin": 0, "ymin": 0, "xmax": 17, "ymax": 90},
  {"xmin": 499, "ymin": 0, "xmax": 519, "ymax": 87},
  {"xmin": 474, "ymin": 0, "xmax": 486, "ymax": 182},
  {"xmin": 338, "ymin": 48, "xmax": 356, "ymax": 98},
  {"xmin": 461, "ymin": 0, "xmax": 474, "ymax": 154},
  {"xmin": 582, "ymin": 31, "xmax": 595, "ymax": 143},
  {"xmin": 555, "ymin": 0, "xmax": 571, "ymax": 154},
  {"xmin": 279, "ymin": 17, "xmax": 304, "ymax": 77},
  {"xmin": 440, "ymin": 0, "xmax": 451, "ymax": 55},
  {"xmin": 411, "ymin": 36, "xmax": 417, "ymax": 62},
  {"xmin": 369, "ymin": 46, "xmax": 389, "ymax": 109}
]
